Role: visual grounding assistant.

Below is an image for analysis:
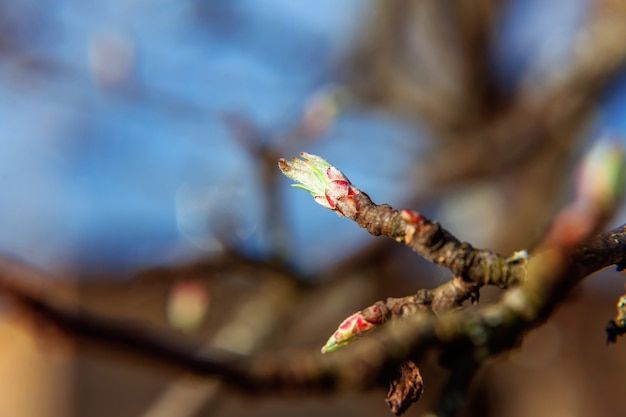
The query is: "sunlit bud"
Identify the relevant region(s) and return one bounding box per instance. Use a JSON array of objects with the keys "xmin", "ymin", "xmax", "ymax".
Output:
[
  {"xmin": 279, "ymin": 152, "xmax": 360, "ymax": 217},
  {"xmin": 321, "ymin": 311, "xmax": 378, "ymax": 354}
]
